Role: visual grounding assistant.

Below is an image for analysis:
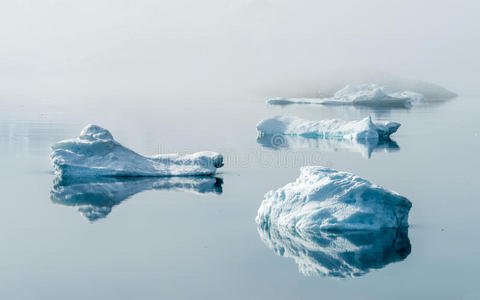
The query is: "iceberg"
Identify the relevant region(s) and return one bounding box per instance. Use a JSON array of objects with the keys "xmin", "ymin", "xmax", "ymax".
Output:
[
  {"xmin": 256, "ymin": 115, "xmax": 400, "ymax": 143},
  {"xmin": 256, "ymin": 115, "xmax": 400, "ymax": 158},
  {"xmin": 256, "ymin": 166, "xmax": 412, "ymax": 231},
  {"xmin": 51, "ymin": 124, "xmax": 224, "ymax": 177},
  {"xmin": 258, "ymin": 225, "xmax": 410, "ymax": 278},
  {"xmin": 267, "ymin": 84, "xmax": 423, "ymax": 107},
  {"xmin": 51, "ymin": 176, "xmax": 223, "ymax": 222},
  {"xmin": 263, "ymin": 71, "xmax": 456, "ymax": 102}
]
